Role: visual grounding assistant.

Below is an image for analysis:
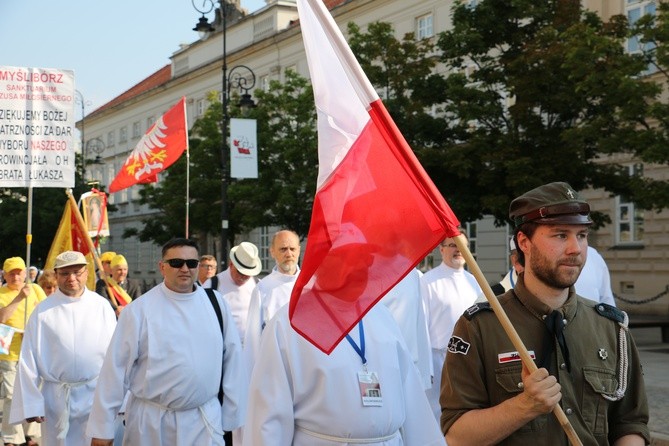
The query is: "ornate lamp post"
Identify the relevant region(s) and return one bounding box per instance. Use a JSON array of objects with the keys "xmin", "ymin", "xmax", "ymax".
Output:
[
  {"xmin": 192, "ymin": 0, "xmax": 256, "ymax": 265},
  {"xmin": 74, "ymin": 90, "xmax": 92, "ymax": 183}
]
